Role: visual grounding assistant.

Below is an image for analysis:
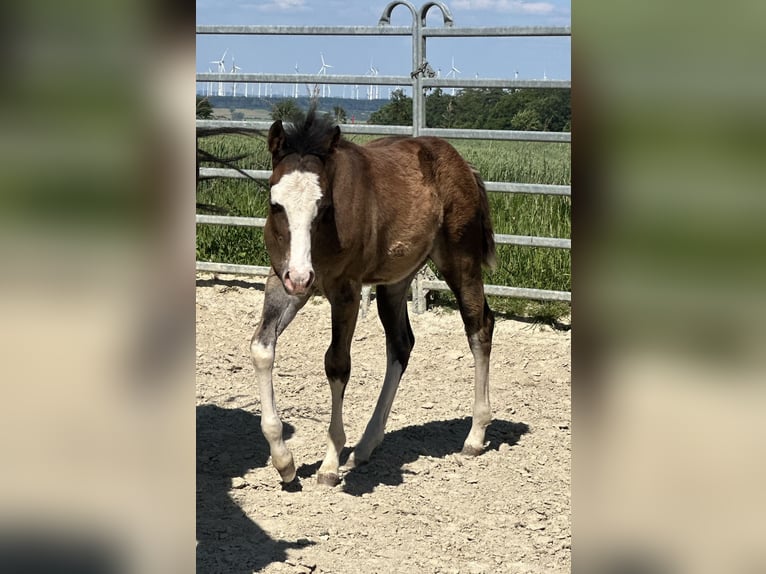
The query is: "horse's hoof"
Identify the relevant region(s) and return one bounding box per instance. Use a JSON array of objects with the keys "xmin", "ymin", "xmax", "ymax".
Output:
[
  {"xmin": 342, "ymin": 452, "xmax": 366, "ymax": 471},
  {"xmin": 277, "ymin": 460, "xmax": 297, "ymax": 483},
  {"xmin": 316, "ymin": 472, "xmax": 341, "ymax": 487},
  {"xmin": 461, "ymin": 444, "xmax": 485, "ymax": 457}
]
